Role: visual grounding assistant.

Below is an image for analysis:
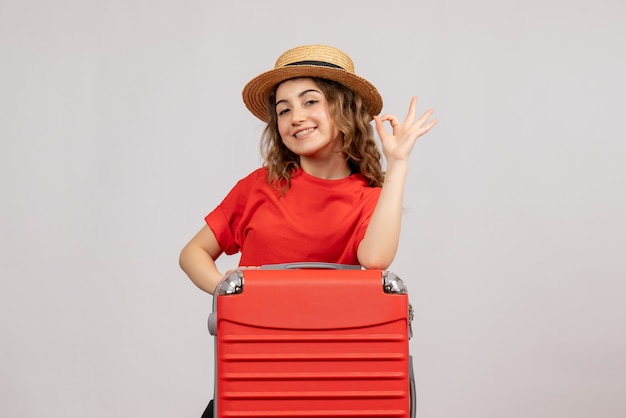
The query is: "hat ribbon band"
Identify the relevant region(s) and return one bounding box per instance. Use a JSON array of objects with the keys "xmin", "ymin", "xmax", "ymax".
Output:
[{"xmin": 285, "ymin": 60, "xmax": 344, "ymax": 70}]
